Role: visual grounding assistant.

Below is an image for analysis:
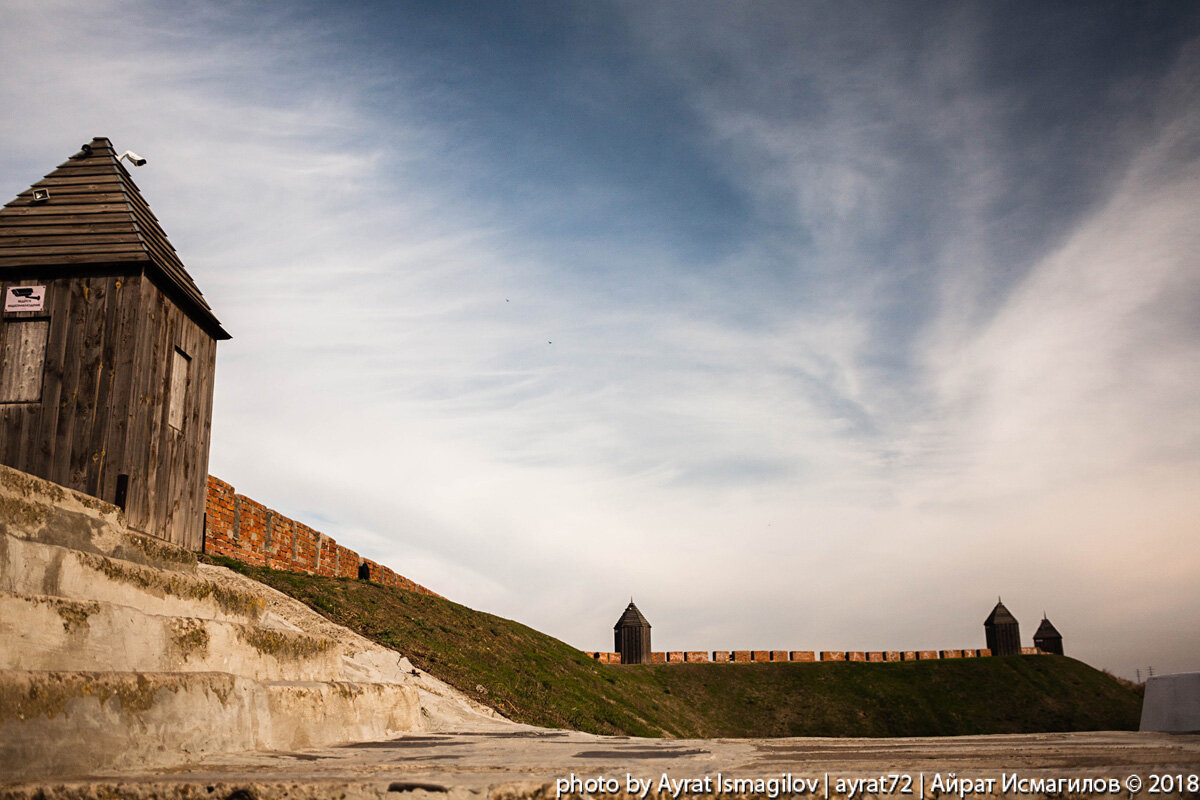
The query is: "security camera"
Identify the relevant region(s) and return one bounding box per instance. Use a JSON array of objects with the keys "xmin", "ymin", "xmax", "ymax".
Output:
[{"xmin": 117, "ymin": 150, "xmax": 147, "ymax": 167}]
